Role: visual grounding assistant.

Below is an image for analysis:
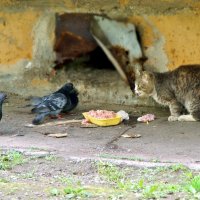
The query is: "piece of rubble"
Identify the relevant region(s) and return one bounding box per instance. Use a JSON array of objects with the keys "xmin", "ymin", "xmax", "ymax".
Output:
[{"xmin": 47, "ymin": 133, "xmax": 68, "ymax": 138}]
